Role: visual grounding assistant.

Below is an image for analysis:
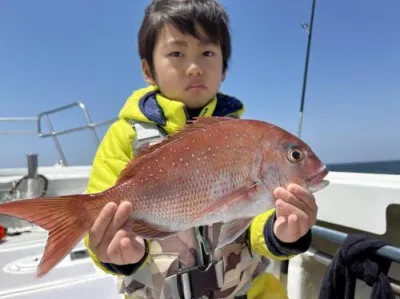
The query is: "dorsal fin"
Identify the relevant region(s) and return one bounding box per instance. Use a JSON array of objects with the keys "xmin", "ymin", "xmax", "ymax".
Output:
[{"xmin": 115, "ymin": 116, "xmax": 235, "ymax": 185}]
